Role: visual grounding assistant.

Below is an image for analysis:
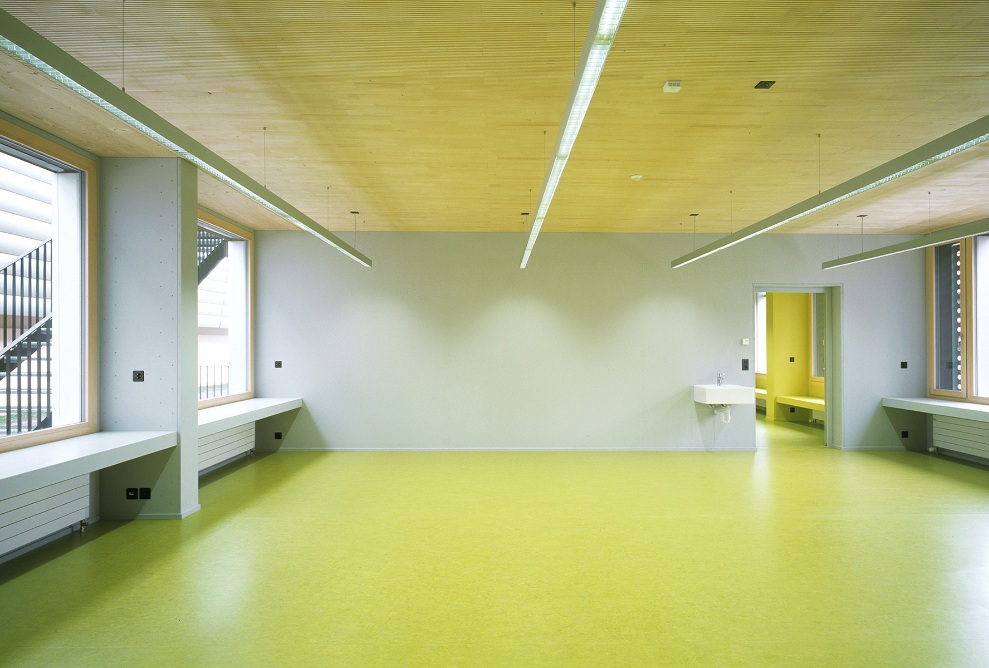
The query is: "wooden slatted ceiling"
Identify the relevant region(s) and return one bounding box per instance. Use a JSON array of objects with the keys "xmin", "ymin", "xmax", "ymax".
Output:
[{"xmin": 1, "ymin": 1, "xmax": 988, "ymax": 237}]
